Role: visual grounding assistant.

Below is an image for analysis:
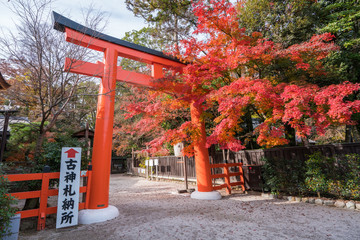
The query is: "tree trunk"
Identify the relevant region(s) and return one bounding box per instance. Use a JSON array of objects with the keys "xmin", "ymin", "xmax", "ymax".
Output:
[
  {"xmin": 285, "ymin": 123, "xmax": 296, "ymax": 146},
  {"xmin": 244, "ymin": 108, "xmax": 256, "ymax": 149},
  {"xmin": 208, "ymin": 144, "xmax": 216, "ymax": 164},
  {"xmin": 34, "ymin": 132, "xmax": 46, "ymax": 161},
  {"xmin": 302, "ymin": 137, "xmax": 310, "ymax": 147},
  {"xmin": 173, "ymin": 14, "xmax": 180, "ymax": 52},
  {"xmin": 345, "ymin": 125, "xmax": 353, "ymax": 143}
]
